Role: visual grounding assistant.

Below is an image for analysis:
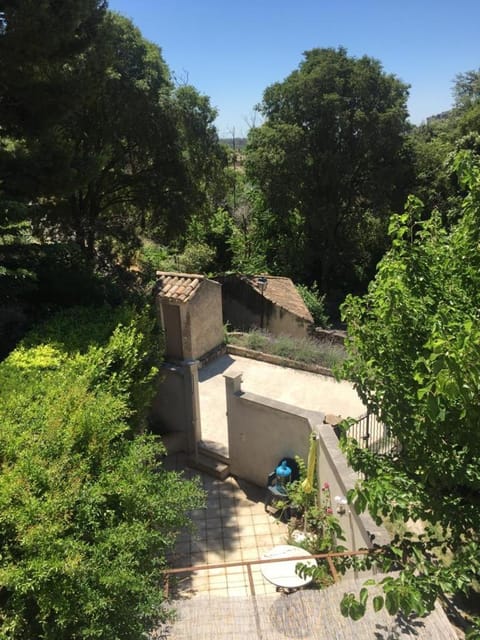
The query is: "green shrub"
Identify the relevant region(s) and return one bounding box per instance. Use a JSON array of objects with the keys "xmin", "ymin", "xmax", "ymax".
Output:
[
  {"xmin": 138, "ymin": 244, "xmax": 178, "ymax": 272},
  {"xmin": 245, "ymin": 329, "xmax": 271, "ymax": 351},
  {"xmin": 0, "ymin": 306, "xmax": 204, "ymax": 639},
  {"xmin": 178, "ymin": 241, "xmax": 215, "ymax": 273},
  {"xmin": 296, "ymin": 282, "xmax": 331, "ymax": 328}
]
